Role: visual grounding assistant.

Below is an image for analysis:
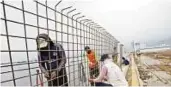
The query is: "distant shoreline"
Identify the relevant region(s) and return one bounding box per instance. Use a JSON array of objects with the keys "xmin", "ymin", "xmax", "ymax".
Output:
[{"xmin": 0, "ymin": 60, "xmax": 37, "ymax": 66}]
